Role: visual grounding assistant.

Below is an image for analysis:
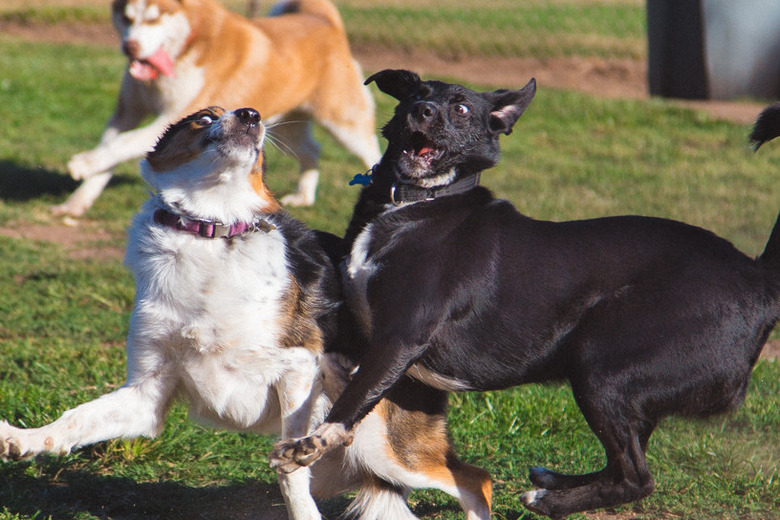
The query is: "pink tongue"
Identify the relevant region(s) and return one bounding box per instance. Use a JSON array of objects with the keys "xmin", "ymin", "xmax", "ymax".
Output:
[
  {"xmin": 129, "ymin": 47, "xmax": 175, "ymax": 81},
  {"xmin": 147, "ymin": 47, "xmax": 175, "ymax": 76},
  {"xmin": 418, "ymin": 146, "xmax": 434, "ymax": 156}
]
